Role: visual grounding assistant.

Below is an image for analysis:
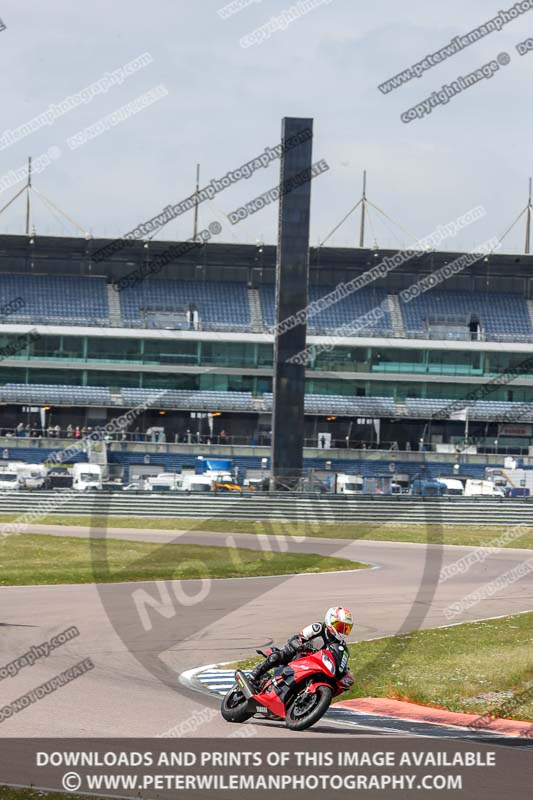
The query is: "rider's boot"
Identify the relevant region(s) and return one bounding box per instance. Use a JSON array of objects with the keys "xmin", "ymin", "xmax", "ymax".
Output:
[{"xmin": 249, "ymin": 652, "xmax": 281, "ymax": 689}]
